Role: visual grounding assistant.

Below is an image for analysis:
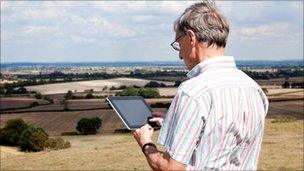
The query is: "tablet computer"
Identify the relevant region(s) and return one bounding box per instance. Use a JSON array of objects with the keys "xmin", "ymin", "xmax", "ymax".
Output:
[{"xmin": 106, "ymin": 96, "xmax": 160, "ymax": 130}]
